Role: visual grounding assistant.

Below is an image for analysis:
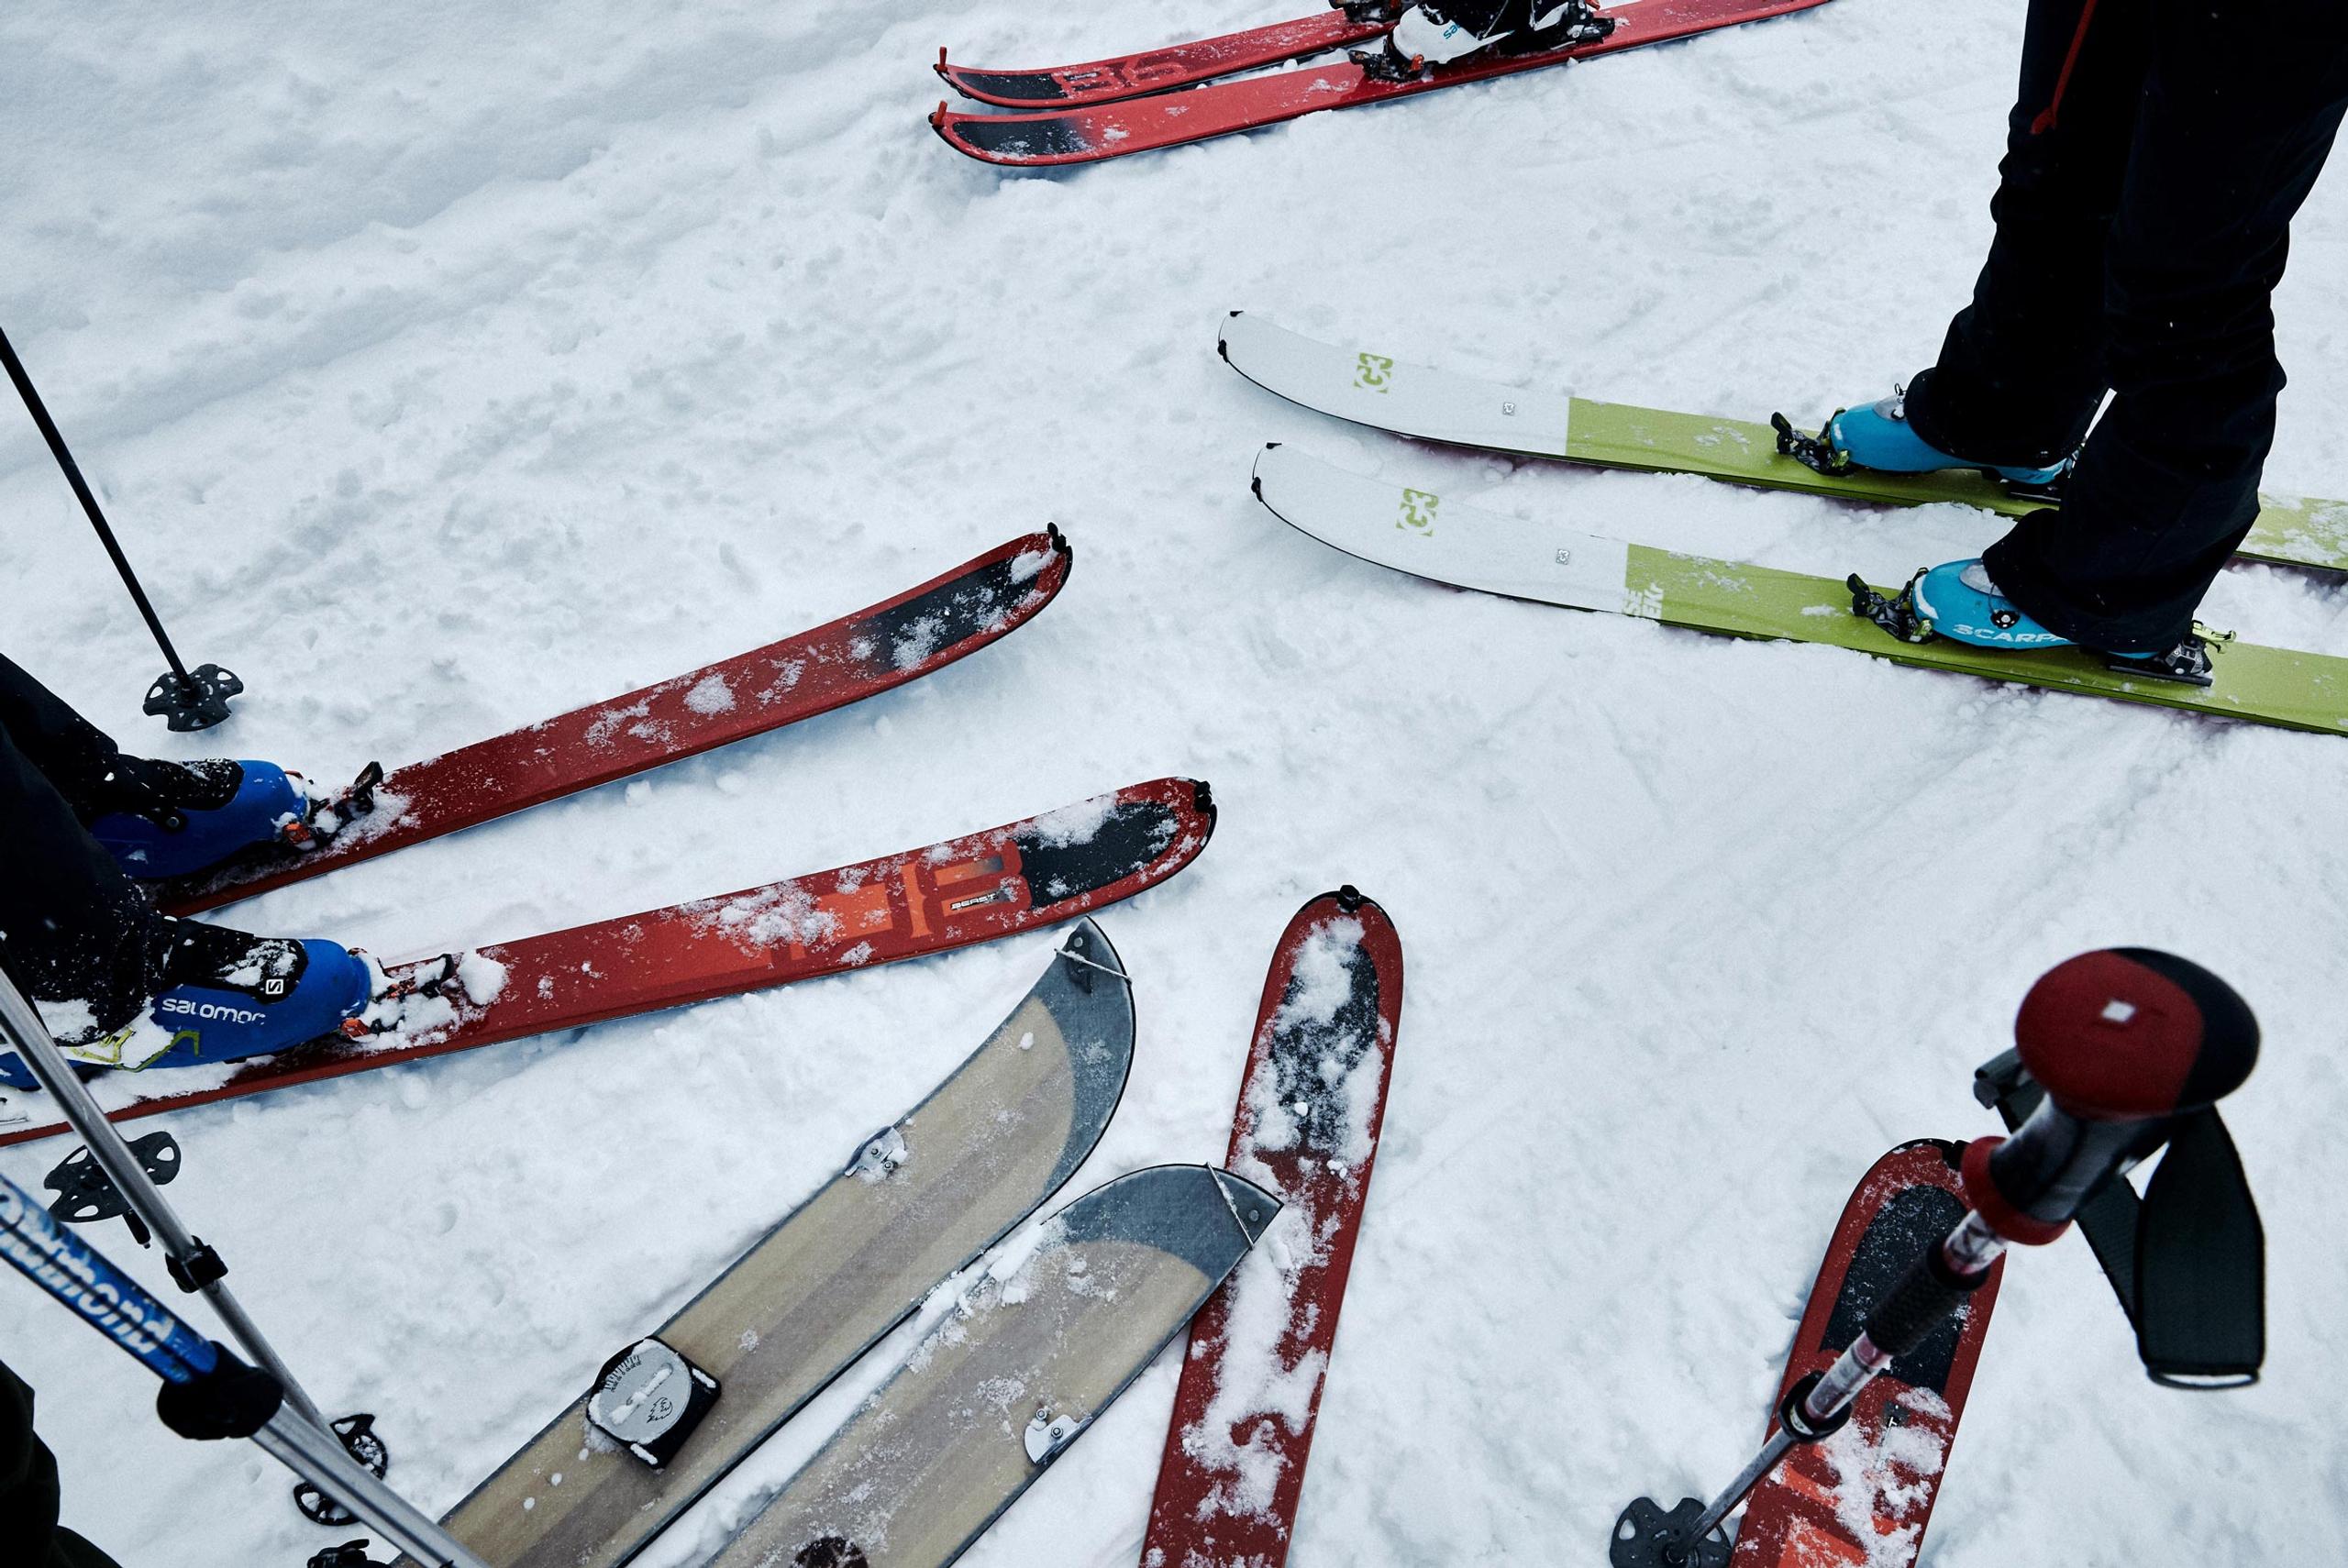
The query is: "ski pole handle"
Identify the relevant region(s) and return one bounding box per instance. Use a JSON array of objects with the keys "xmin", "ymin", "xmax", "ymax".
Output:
[
  {"xmin": 1965, "ymin": 949, "xmax": 2257, "ymax": 1245},
  {"xmin": 0, "ymin": 1170, "xmax": 217, "ymax": 1383}
]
